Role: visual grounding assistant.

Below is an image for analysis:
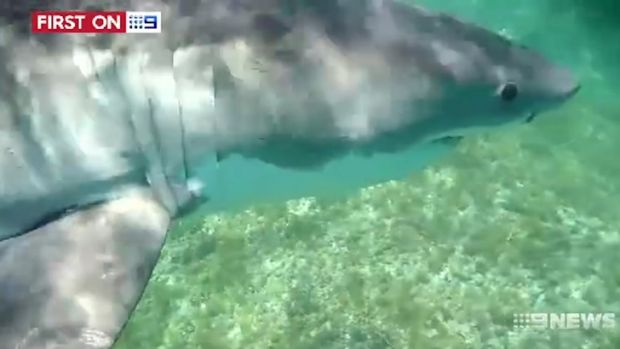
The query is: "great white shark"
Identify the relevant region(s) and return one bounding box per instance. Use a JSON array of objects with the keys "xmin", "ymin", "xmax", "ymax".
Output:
[{"xmin": 0, "ymin": 0, "xmax": 579, "ymax": 348}]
